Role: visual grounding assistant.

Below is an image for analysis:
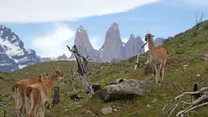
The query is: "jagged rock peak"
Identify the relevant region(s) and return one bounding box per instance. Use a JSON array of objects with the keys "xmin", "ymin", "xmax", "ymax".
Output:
[
  {"xmin": 136, "ymin": 36, "xmax": 142, "ymax": 39},
  {"xmin": 0, "ymin": 25, "xmax": 41, "ymax": 72},
  {"xmin": 110, "ymin": 22, "xmax": 119, "ymax": 31},
  {"xmin": 102, "ymin": 22, "xmax": 123, "ymax": 61},
  {"xmin": 57, "ymin": 54, "xmax": 68, "ymax": 60},
  {"xmin": 77, "ymin": 25, "xmax": 86, "ymax": 33},
  {"xmin": 130, "ymin": 34, "xmax": 135, "ymax": 39}
]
